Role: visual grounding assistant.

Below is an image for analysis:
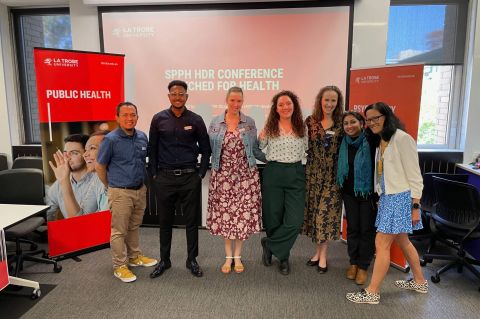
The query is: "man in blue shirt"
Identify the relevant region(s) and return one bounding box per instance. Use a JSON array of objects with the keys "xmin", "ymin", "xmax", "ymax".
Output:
[
  {"xmin": 149, "ymin": 80, "xmax": 211, "ymax": 278},
  {"xmin": 96, "ymin": 101, "xmax": 158, "ymax": 283}
]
